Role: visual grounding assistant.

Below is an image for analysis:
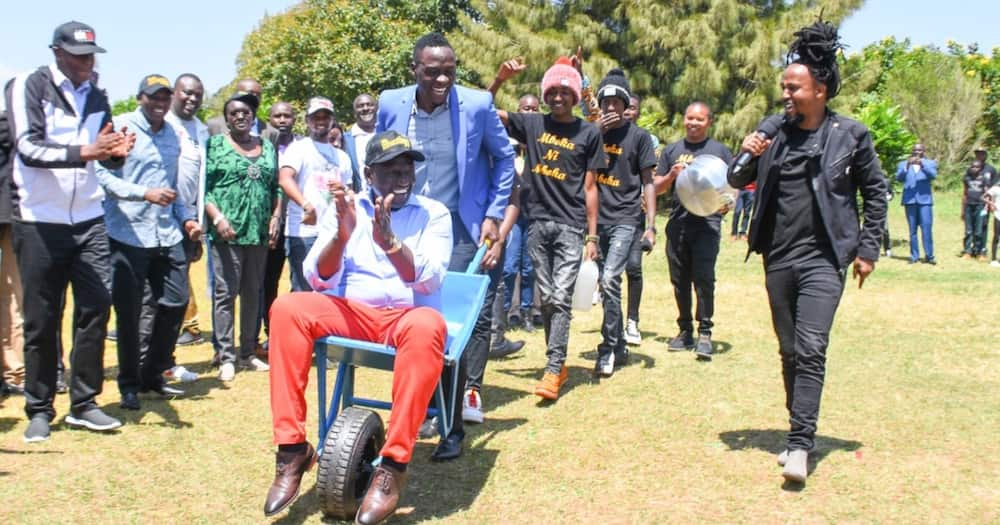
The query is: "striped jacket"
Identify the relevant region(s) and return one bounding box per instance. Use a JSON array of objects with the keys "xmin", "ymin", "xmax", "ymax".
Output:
[{"xmin": 6, "ymin": 64, "xmax": 123, "ymax": 224}]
